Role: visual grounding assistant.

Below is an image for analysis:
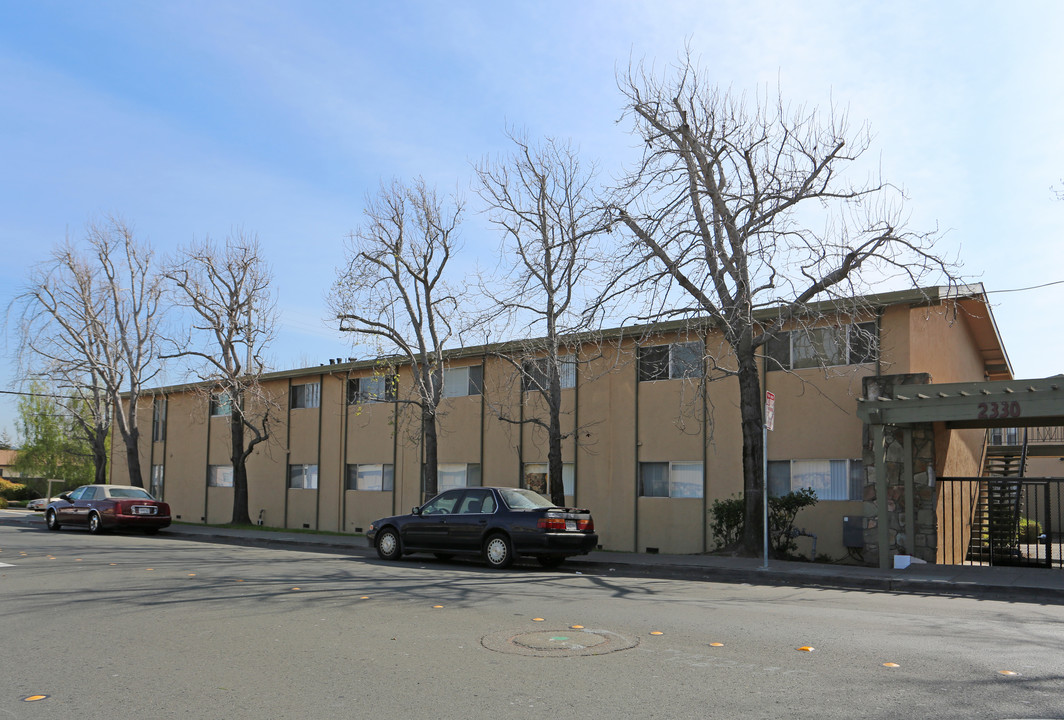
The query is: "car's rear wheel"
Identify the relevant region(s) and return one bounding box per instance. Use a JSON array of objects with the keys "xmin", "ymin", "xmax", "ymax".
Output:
[
  {"xmin": 88, "ymin": 512, "xmax": 104, "ymax": 534},
  {"xmin": 376, "ymin": 527, "xmax": 401, "ymax": 561},
  {"xmin": 45, "ymin": 509, "xmax": 61, "ymax": 531},
  {"xmin": 483, "ymin": 533, "xmax": 514, "ymax": 569},
  {"xmin": 537, "ymin": 555, "xmax": 566, "ymax": 569}
]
